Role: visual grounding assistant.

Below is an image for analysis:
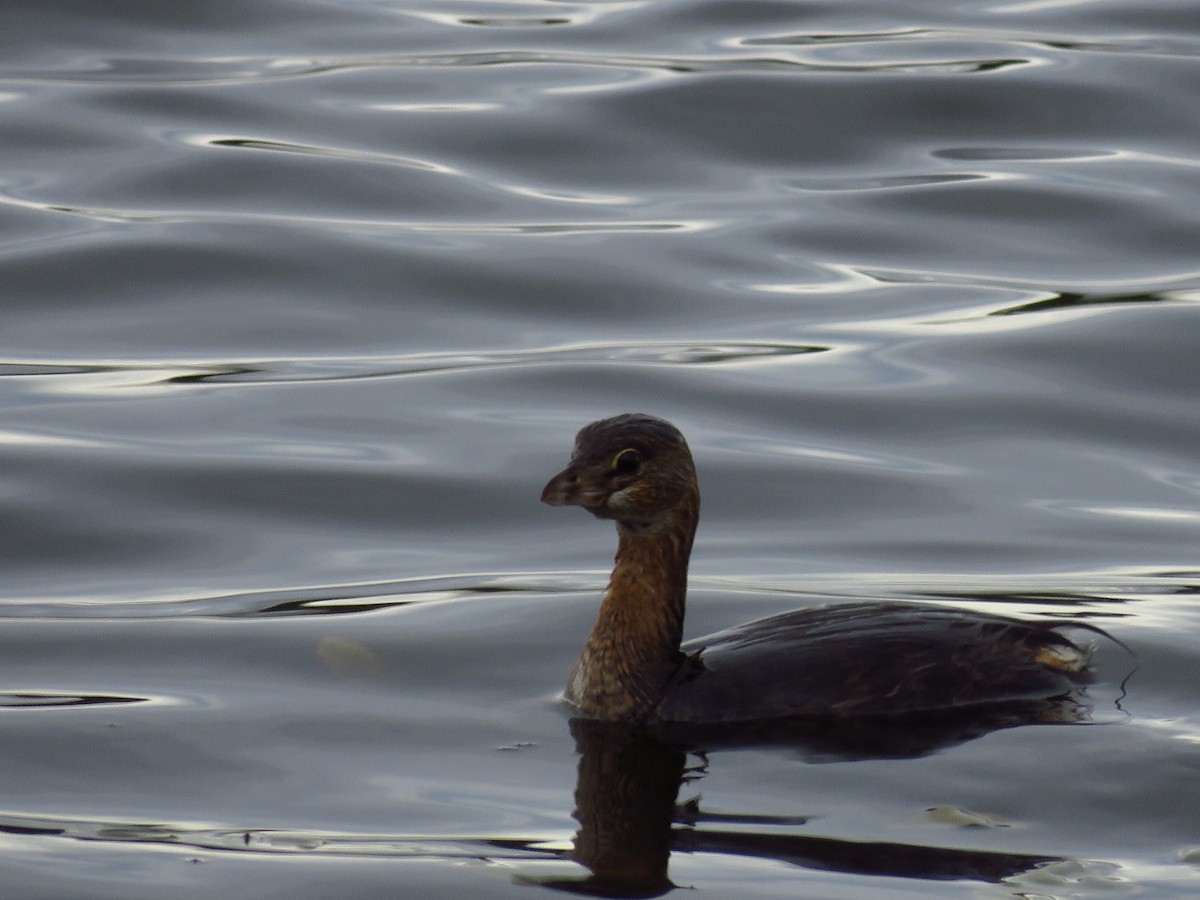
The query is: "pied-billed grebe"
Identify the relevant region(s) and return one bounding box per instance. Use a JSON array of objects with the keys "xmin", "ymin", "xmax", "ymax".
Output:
[{"xmin": 542, "ymin": 414, "xmax": 1092, "ymax": 724}]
